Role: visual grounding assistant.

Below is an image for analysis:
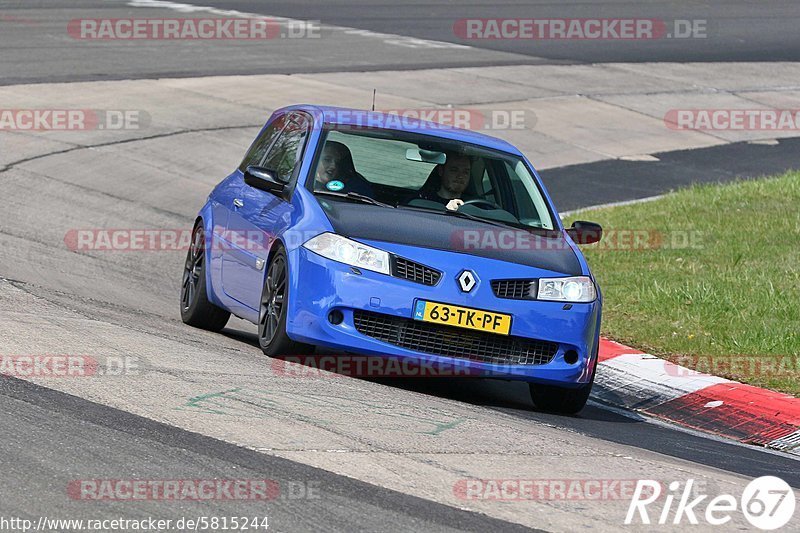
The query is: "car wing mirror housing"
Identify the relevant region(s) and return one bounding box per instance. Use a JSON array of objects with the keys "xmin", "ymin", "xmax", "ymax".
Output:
[
  {"xmin": 244, "ymin": 166, "xmax": 287, "ymax": 195},
  {"xmin": 566, "ymin": 220, "xmax": 603, "ymax": 244}
]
